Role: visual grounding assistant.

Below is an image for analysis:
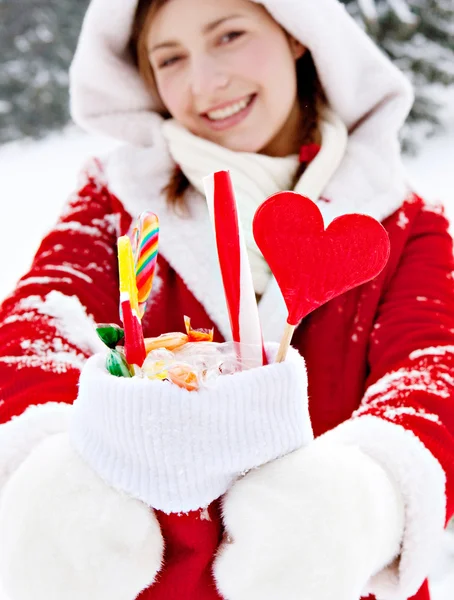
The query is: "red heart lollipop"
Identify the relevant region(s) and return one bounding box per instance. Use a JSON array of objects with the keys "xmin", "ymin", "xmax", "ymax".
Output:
[{"xmin": 253, "ymin": 192, "xmax": 390, "ymax": 360}]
